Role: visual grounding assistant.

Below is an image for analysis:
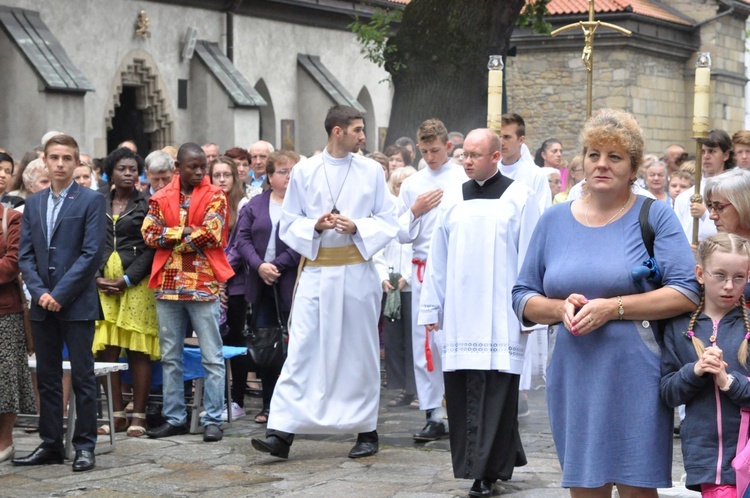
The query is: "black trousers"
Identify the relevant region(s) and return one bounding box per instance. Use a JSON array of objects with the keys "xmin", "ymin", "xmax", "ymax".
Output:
[
  {"xmin": 444, "ymin": 370, "xmax": 526, "ymax": 481},
  {"xmin": 222, "ymin": 294, "xmax": 249, "ymax": 407},
  {"xmin": 32, "ymin": 316, "xmax": 97, "ymax": 451}
]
